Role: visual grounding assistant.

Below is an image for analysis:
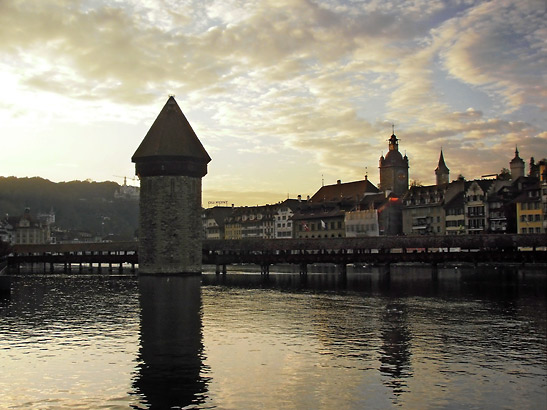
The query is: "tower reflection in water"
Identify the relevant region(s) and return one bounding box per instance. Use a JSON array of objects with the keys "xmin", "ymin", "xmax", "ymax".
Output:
[
  {"xmin": 132, "ymin": 275, "xmax": 208, "ymax": 408},
  {"xmin": 379, "ymin": 301, "xmax": 413, "ymax": 398}
]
